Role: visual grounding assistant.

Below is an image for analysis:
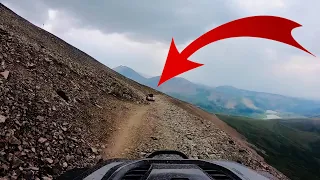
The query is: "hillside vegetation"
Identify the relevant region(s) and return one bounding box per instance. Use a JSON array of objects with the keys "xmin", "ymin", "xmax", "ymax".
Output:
[{"xmin": 217, "ymin": 114, "xmax": 320, "ymax": 180}]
